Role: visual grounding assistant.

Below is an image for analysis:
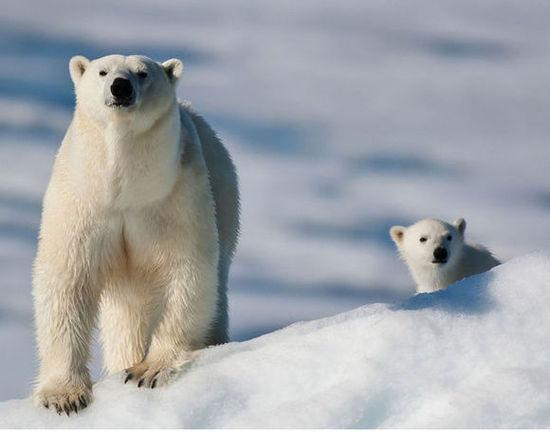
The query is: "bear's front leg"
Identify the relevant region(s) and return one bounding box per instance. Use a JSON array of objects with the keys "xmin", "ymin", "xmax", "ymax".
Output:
[
  {"xmin": 123, "ymin": 158, "xmax": 221, "ymax": 389},
  {"xmin": 32, "ymin": 207, "xmax": 104, "ymax": 414},
  {"xmin": 124, "ymin": 254, "xmax": 219, "ymax": 389}
]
